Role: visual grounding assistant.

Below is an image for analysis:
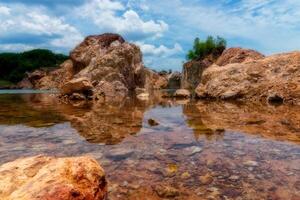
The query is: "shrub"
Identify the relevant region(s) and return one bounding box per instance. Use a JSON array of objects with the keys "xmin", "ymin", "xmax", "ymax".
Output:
[{"xmin": 186, "ymin": 36, "xmax": 227, "ymax": 60}]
